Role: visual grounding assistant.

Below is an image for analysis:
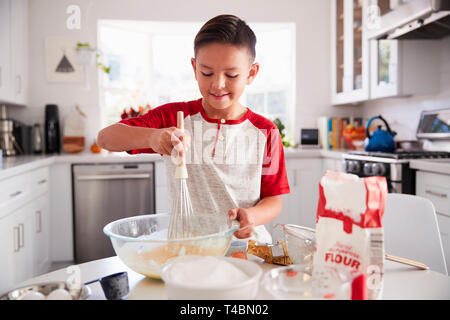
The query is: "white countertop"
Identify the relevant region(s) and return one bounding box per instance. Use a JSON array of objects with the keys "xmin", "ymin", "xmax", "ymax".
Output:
[
  {"xmin": 15, "ymin": 256, "xmax": 450, "ymax": 300},
  {"xmin": 0, "ymin": 148, "xmax": 346, "ymax": 180},
  {"xmin": 410, "ymin": 159, "xmax": 450, "ymax": 175}
]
